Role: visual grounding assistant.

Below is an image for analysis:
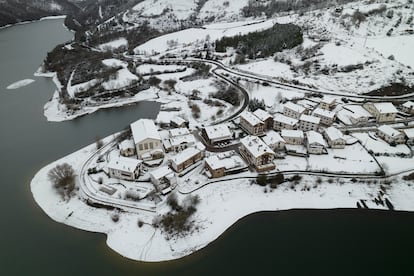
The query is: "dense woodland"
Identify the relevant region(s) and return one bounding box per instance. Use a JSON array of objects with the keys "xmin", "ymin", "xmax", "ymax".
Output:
[
  {"xmin": 215, "ymin": 23, "xmax": 303, "ymax": 59},
  {"xmin": 0, "ymin": 0, "xmax": 79, "ymax": 27}
]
